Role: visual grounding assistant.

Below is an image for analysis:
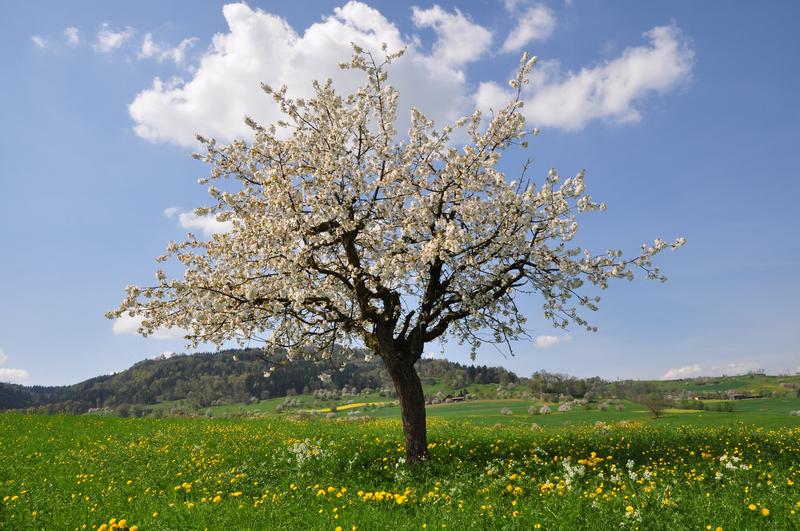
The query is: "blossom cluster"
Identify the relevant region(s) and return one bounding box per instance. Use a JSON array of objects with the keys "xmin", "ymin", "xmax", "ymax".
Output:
[{"xmin": 108, "ymin": 46, "xmax": 684, "ymax": 361}]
